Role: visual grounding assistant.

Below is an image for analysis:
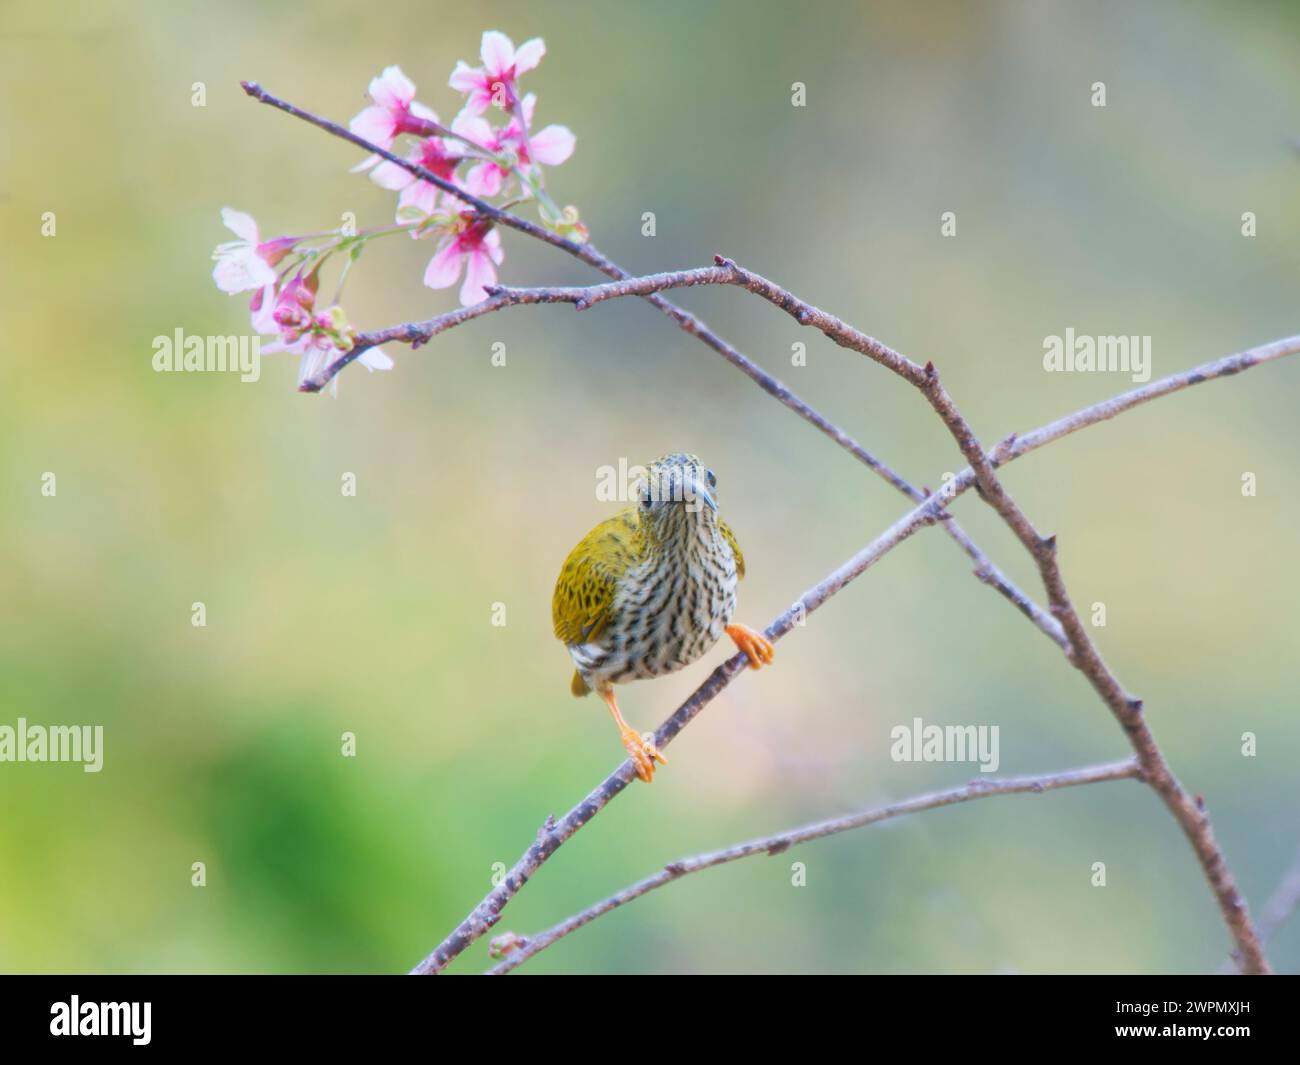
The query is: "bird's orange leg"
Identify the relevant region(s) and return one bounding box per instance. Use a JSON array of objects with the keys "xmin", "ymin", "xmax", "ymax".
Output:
[
  {"xmin": 726, "ymin": 622, "xmax": 775, "ymax": 669},
  {"xmin": 601, "ymin": 689, "xmax": 666, "ymax": 783}
]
